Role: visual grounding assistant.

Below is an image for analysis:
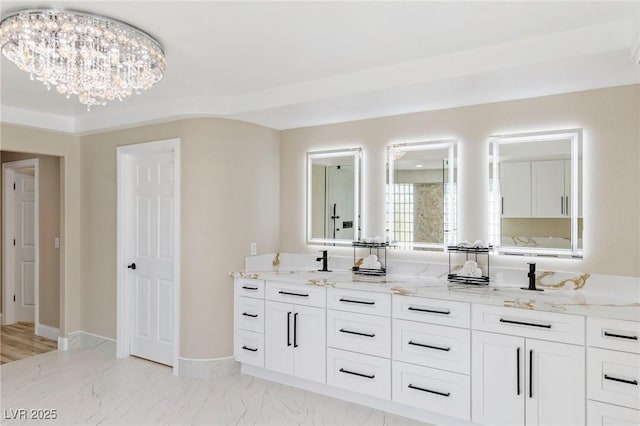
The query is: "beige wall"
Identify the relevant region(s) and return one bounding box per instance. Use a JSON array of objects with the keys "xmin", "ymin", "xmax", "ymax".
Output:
[
  {"xmin": 80, "ymin": 118, "xmax": 280, "ymax": 358},
  {"xmin": 0, "ymin": 125, "xmax": 82, "ymax": 334},
  {"xmin": 280, "ymin": 85, "xmax": 640, "ymax": 277},
  {"xmin": 0, "ymin": 151, "xmax": 61, "ymax": 328}
]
